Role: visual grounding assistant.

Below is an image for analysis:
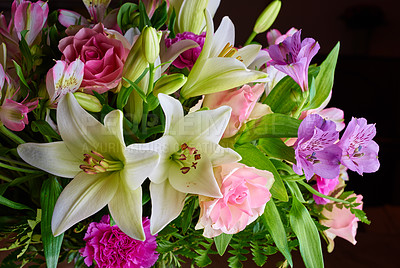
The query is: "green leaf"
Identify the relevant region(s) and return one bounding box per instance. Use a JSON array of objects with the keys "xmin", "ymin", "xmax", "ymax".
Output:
[
  {"xmin": 303, "ymin": 43, "xmax": 340, "ymax": 110},
  {"xmin": 117, "ymin": 3, "xmax": 139, "ymax": 32},
  {"xmin": 0, "ymin": 195, "xmax": 33, "ymax": 210},
  {"xmin": 350, "ymin": 208, "xmax": 371, "ymax": 225},
  {"xmin": 285, "ymin": 181, "xmax": 306, "ymax": 203},
  {"xmin": 139, "ymin": 1, "xmax": 152, "ymax": 31},
  {"xmin": 290, "ymin": 196, "xmax": 324, "ymax": 268},
  {"xmin": 168, "ymin": 8, "xmax": 177, "ymax": 39},
  {"xmin": 265, "ymin": 67, "xmax": 320, "ymax": 114},
  {"xmin": 146, "ymin": 93, "xmax": 159, "ymax": 111},
  {"xmin": 237, "ymin": 114, "xmax": 300, "ymax": 144},
  {"xmin": 235, "ymin": 144, "xmax": 288, "ymax": 202},
  {"xmin": 261, "ymin": 200, "xmax": 293, "ymax": 266},
  {"xmin": 150, "ymin": 1, "xmax": 168, "ymax": 29},
  {"xmin": 31, "ymin": 120, "xmax": 61, "ymax": 140},
  {"xmin": 40, "ymin": 177, "xmax": 64, "ymax": 268},
  {"xmin": 250, "ymin": 241, "xmax": 268, "ymax": 266},
  {"xmin": 258, "ymin": 138, "xmax": 295, "ymax": 163},
  {"xmin": 19, "ymin": 30, "xmax": 33, "ymax": 72},
  {"xmin": 214, "ymin": 233, "xmax": 233, "ymax": 256},
  {"xmin": 12, "ymin": 60, "xmax": 30, "ymax": 91},
  {"xmin": 180, "ymin": 196, "xmax": 197, "ymax": 234},
  {"xmin": 122, "ymin": 77, "xmax": 147, "ymax": 102}
]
